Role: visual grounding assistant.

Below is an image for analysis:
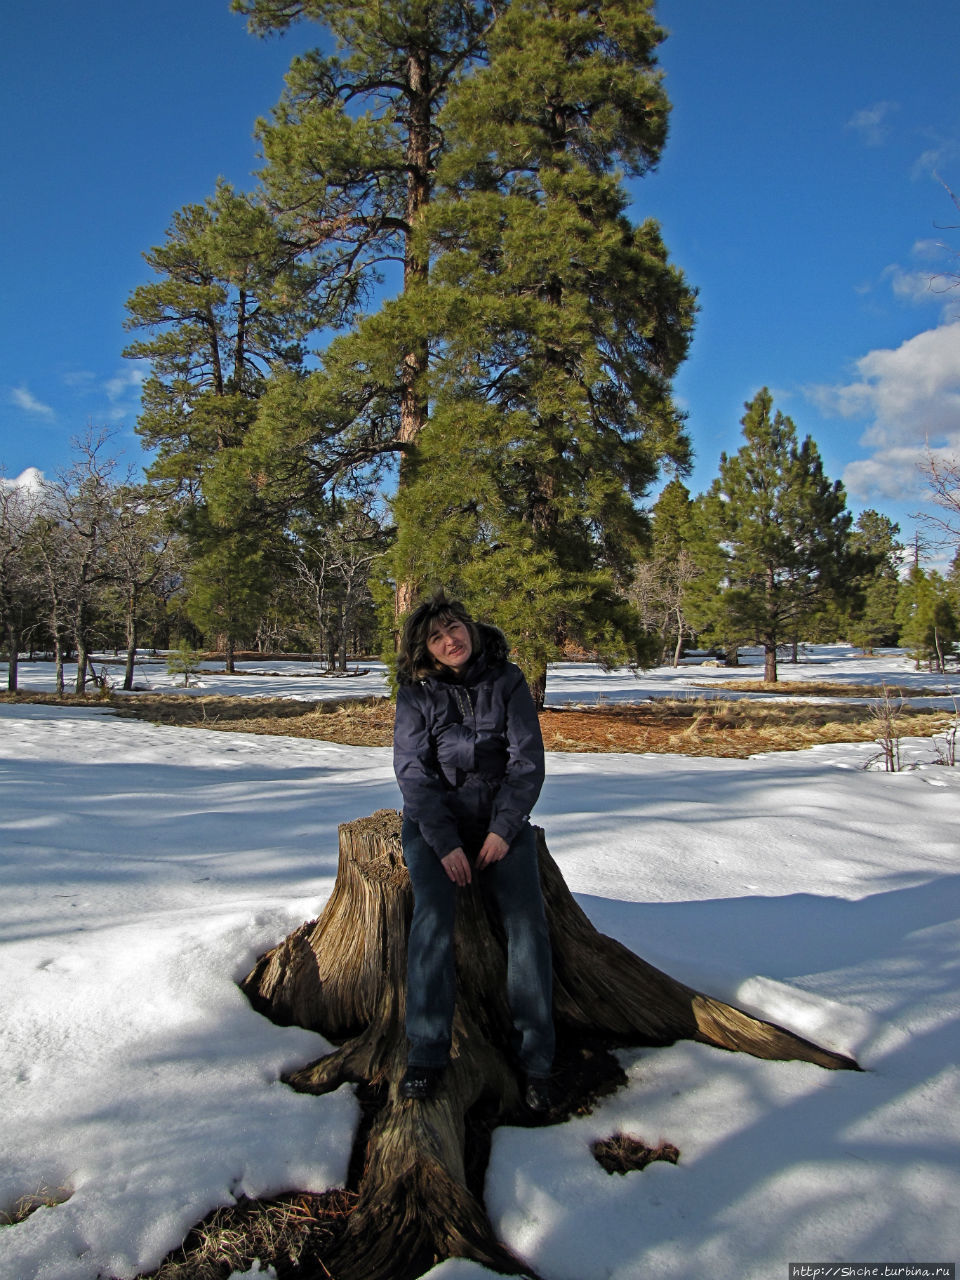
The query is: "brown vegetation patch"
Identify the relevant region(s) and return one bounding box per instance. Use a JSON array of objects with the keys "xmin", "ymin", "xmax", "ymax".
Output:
[
  {"xmin": 694, "ymin": 679, "xmax": 957, "ymax": 699},
  {"xmin": 140, "ymin": 1189, "xmax": 357, "ymax": 1280},
  {"xmin": 4, "ymin": 690, "xmax": 955, "ymax": 757},
  {"xmin": 113, "ymin": 693, "xmax": 396, "ymax": 745},
  {"xmin": 591, "ymin": 1133, "xmax": 680, "ymax": 1176},
  {"xmin": 0, "ymin": 1185, "xmax": 72, "ymax": 1227},
  {"xmin": 538, "ymin": 699, "xmax": 953, "ymax": 758}
]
